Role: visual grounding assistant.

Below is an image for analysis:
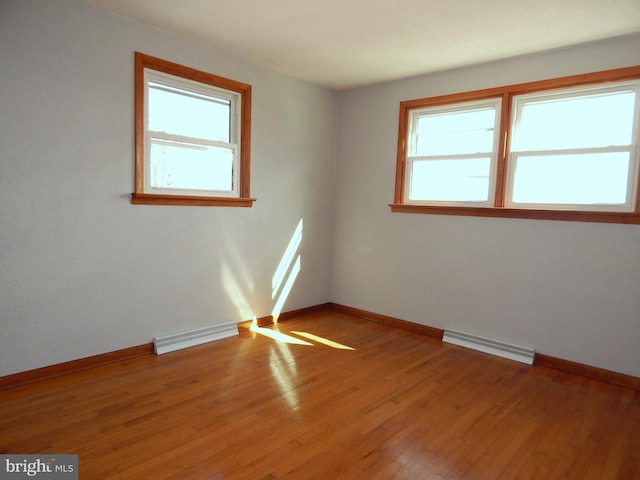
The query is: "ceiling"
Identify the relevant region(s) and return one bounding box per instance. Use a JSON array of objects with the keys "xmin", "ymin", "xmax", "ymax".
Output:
[{"xmin": 82, "ymin": 0, "xmax": 640, "ymax": 90}]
